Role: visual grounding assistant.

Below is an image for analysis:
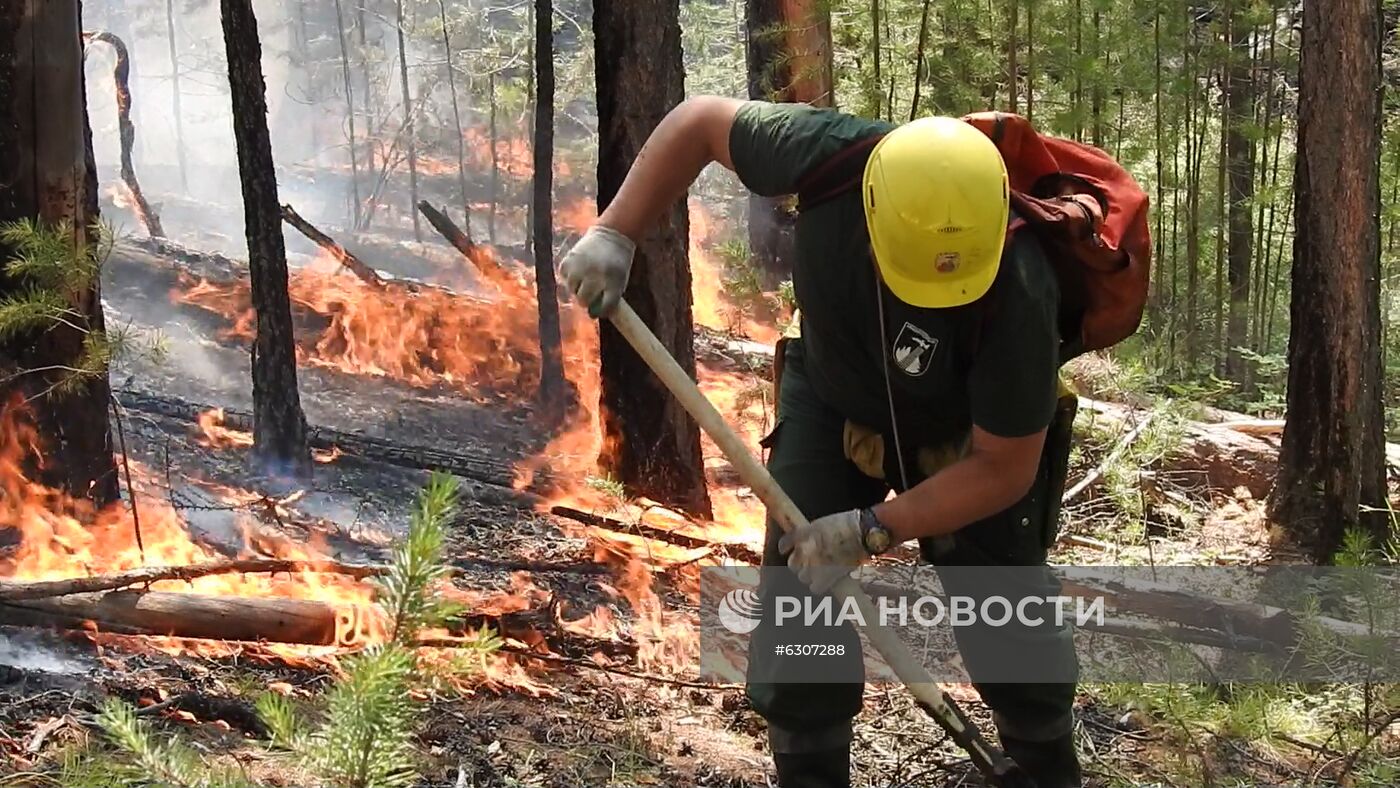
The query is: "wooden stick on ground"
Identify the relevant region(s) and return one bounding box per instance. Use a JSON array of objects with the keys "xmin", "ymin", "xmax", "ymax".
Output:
[
  {"xmin": 550, "ymin": 504, "xmax": 763, "ymax": 566},
  {"xmin": 0, "ymin": 558, "xmax": 384, "ymax": 602},
  {"xmin": 280, "ymin": 203, "xmax": 386, "ymax": 288}
]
